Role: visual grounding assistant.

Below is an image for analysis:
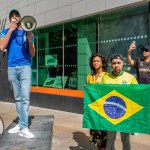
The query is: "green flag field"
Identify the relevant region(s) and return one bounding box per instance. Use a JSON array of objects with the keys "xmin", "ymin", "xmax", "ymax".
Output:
[{"xmin": 83, "ymin": 84, "xmax": 150, "ymax": 134}]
